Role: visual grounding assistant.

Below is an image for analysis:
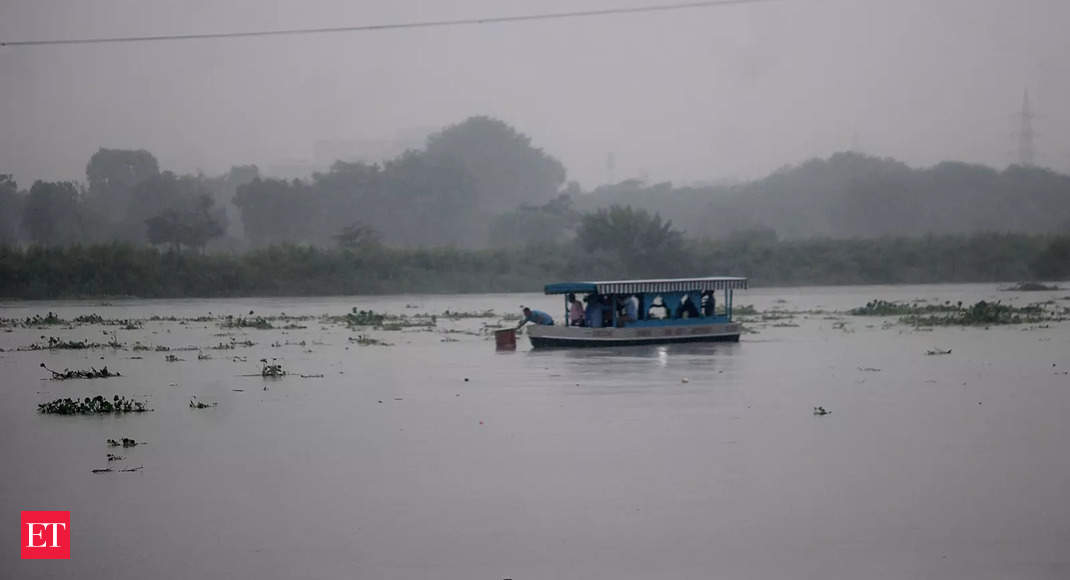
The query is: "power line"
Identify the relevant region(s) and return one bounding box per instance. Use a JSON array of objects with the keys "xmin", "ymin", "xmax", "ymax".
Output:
[{"xmin": 1, "ymin": 0, "xmax": 778, "ymax": 48}]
